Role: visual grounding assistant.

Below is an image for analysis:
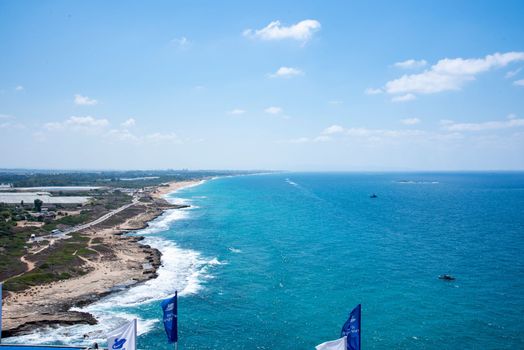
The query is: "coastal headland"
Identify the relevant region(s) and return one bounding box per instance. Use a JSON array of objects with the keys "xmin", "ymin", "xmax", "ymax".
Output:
[{"xmin": 1, "ymin": 180, "xmax": 200, "ymax": 337}]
